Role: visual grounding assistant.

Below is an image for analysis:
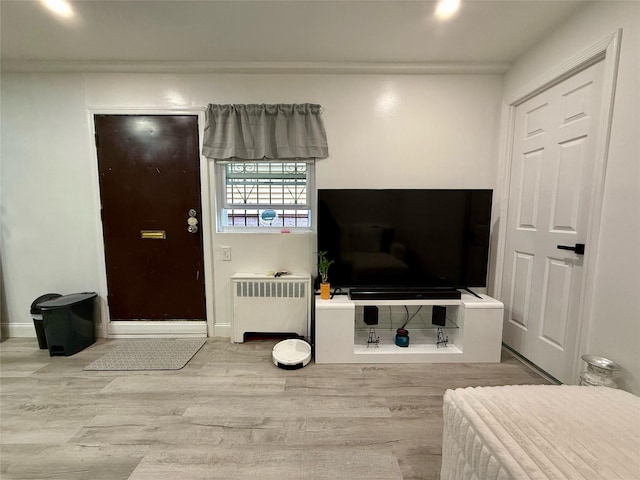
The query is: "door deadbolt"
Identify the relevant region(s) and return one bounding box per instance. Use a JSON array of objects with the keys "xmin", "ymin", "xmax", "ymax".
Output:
[{"xmin": 187, "ymin": 209, "xmax": 198, "ymax": 233}]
